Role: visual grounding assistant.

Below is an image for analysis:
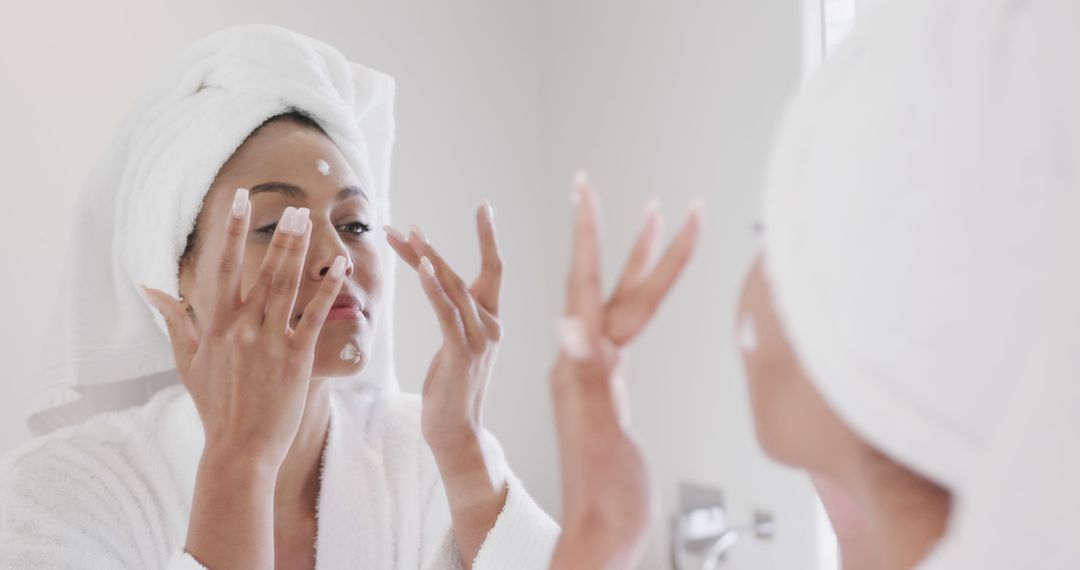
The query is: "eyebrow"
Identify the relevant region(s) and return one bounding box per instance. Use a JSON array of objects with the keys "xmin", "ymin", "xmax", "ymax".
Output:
[{"xmin": 248, "ymin": 182, "xmax": 367, "ymax": 201}]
